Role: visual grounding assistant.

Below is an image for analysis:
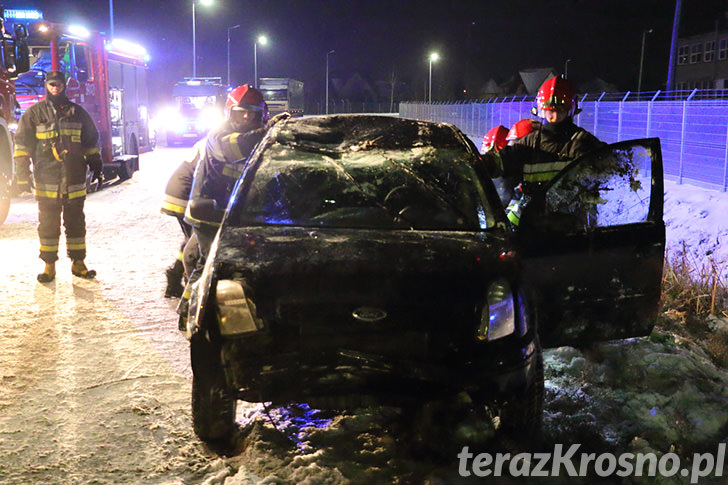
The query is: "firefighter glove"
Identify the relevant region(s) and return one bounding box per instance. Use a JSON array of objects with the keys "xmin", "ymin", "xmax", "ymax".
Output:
[
  {"xmin": 92, "ymin": 168, "xmax": 104, "ymax": 186},
  {"xmin": 478, "ymin": 151, "xmax": 504, "ymax": 179},
  {"xmin": 86, "ymin": 153, "xmax": 103, "ymax": 184},
  {"xmin": 267, "ymin": 112, "xmax": 291, "ymax": 128}
]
